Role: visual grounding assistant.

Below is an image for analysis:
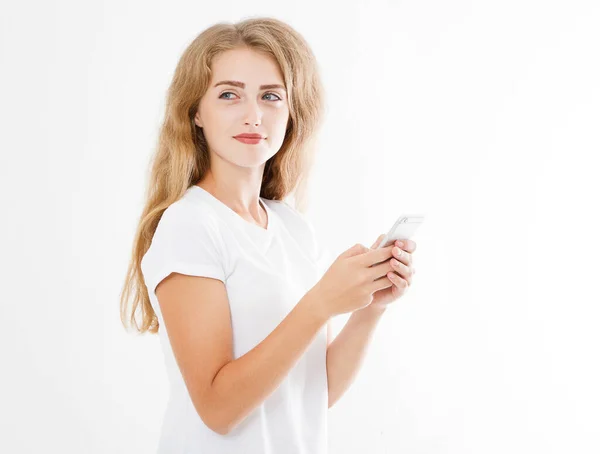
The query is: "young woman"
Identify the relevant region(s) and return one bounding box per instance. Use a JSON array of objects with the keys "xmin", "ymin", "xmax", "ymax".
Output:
[{"xmin": 119, "ymin": 16, "xmax": 415, "ymax": 454}]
